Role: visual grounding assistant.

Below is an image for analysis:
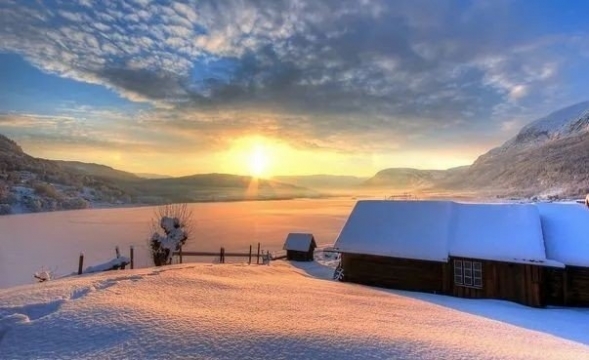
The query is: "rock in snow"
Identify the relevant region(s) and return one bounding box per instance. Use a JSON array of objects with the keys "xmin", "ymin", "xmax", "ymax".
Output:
[{"xmin": 1, "ymin": 263, "xmax": 589, "ymax": 359}]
